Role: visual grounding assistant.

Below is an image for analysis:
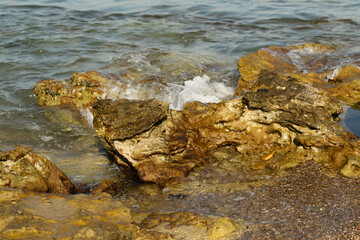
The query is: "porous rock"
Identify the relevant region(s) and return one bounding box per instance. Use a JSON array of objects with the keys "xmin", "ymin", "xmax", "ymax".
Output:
[
  {"xmin": 93, "ymin": 71, "xmax": 360, "ymax": 183},
  {"xmin": 0, "ymin": 146, "xmax": 75, "ymax": 194}
]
